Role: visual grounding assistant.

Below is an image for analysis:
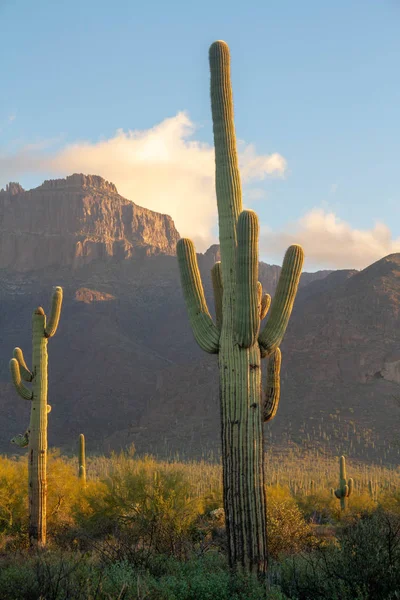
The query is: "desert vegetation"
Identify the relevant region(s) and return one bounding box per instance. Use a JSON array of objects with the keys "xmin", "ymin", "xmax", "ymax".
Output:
[{"xmin": 0, "ymin": 448, "xmax": 399, "ymax": 598}]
